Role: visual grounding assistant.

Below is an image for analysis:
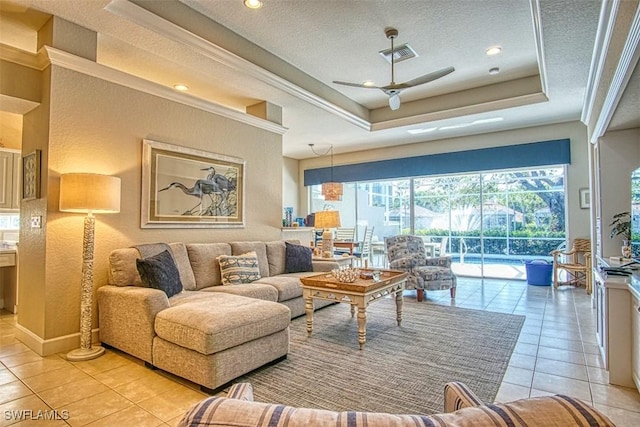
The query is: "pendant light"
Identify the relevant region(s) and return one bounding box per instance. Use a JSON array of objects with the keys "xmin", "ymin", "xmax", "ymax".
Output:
[{"xmin": 310, "ymin": 144, "xmax": 343, "ymax": 201}]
